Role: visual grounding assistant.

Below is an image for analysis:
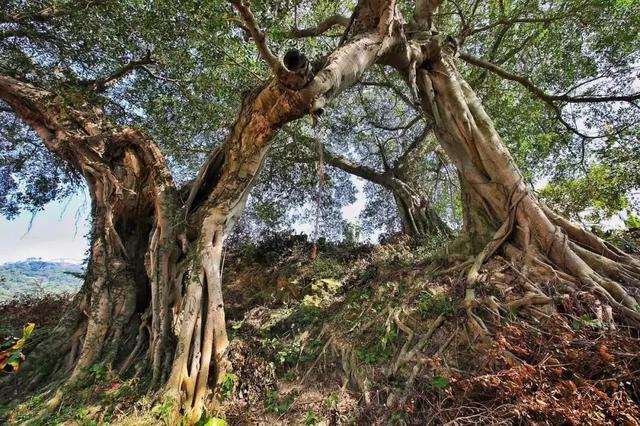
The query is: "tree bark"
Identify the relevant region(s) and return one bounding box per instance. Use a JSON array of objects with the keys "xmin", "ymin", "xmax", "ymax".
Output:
[
  {"xmin": 0, "ymin": 1, "xmax": 406, "ymax": 422},
  {"xmin": 391, "ymin": 179, "xmax": 451, "ymax": 239},
  {"xmin": 411, "ymin": 36, "xmax": 640, "ymax": 326},
  {"xmin": 0, "ymin": 75, "xmax": 182, "ymax": 398},
  {"xmin": 163, "ymin": 3, "xmax": 402, "ymax": 417}
]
